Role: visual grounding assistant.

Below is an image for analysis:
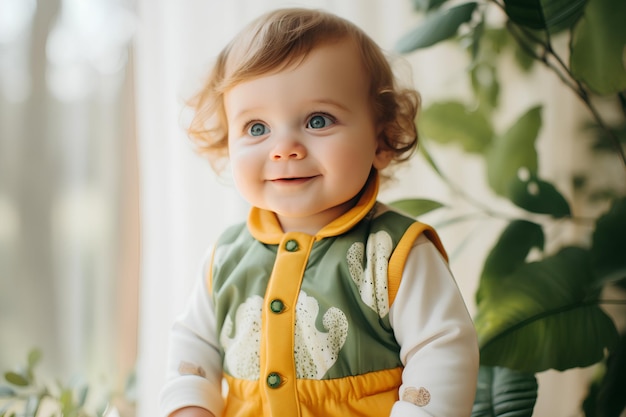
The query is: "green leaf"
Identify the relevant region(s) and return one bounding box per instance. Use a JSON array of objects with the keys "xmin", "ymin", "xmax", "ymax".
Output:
[
  {"xmin": 470, "ymin": 62, "xmax": 500, "ymax": 112},
  {"xmin": 471, "ymin": 366, "xmax": 538, "ymax": 417},
  {"xmin": 389, "ymin": 198, "xmax": 446, "ymax": 217},
  {"xmin": 411, "ymin": 0, "xmax": 450, "ymax": 11},
  {"xmin": 570, "ymin": 0, "xmax": 626, "ymax": 95},
  {"xmin": 97, "ymin": 401, "xmax": 110, "ymax": 417},
  {"xmin": 396, "ymin": 2, "xmax": 478, "ymax": 53},
  {"xmin": 508, "ymin": 174, "xmax": 571, "ymax": 217},
  {"xmin": 590, "ymin": 197, "xmax": 626, "ymax": 283},
  {"xmin": 513, "ymin": 42, "xmax": 536, "ymax": 72},
  {"xmin": 420, "ymin": 101, "xmax": 494, "ymax": 153},
  {"xmin": 0, "ymin": 386, "xmax": 15, "ymax": 397},
  {"xmin": 482, "ymin": 28, "xmax": 511, "ymax": 55},
  {"xmin": 26, "ymin": 349, "xmax": 41, "ymax": 381},
  {"xmin": 477, "ymin": 220, "xmax": 544, "ymax": 303},
  {"xmin": 467, "ymin": 14, "xmax": 485, "ymax": 61},
  {"xmin": 24, "ymin": 395, "xmax": 41, "ymax": 417},
  {"xmin": 418, "ymin": 143, "xmax": 446, "ymax": 179},
  {"xmin": 502, "ymin": 0, "xmax": 587, "ymax": 34},
  {"xmin": 60, "ymin": 388, "xmax": 75, "ymax": 417},
  {"xmin": 124, "ymin": 369, "xmax": 138, "ymax": 402},
  {"xmin": 486, "ymin": 106, "xmax": 541, "ymax": 197},
  {"xmin": 4, "ymin": 372, "xmax": 28, "ymax": 387},
  {"xmin": 0, "ymin": 401, "xmax": 14, "ymax": 417},
  {"xmin": 77, "ymin": 385, "xmax": 89, "ymax": 408},
  {"xmin": 27, "ymin": 350, "xmax": 41, "ymax": 370},
  {"xmin": 475, "ymin": 247, "xmax": 619, "ymax": 373}
]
